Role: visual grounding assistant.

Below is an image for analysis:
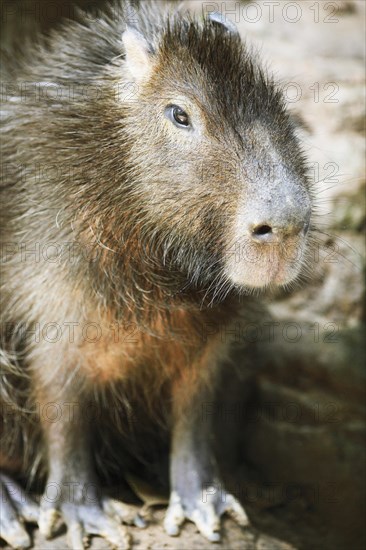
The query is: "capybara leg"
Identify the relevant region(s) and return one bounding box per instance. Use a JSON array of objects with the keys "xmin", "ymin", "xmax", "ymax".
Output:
[
  {"xmin": 0, "ymin": 472, "xmax": 39, "ymax": 549},
  {"xmin": 37, "ymin": 394, "xmax": 143, "ymax": 549},
  {"xmin": 164, "ymin": 401, "xmax": 249, "ymax": 542}
]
